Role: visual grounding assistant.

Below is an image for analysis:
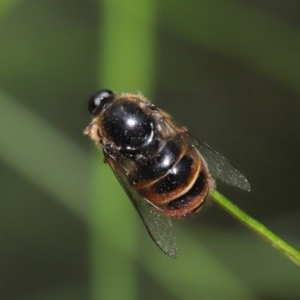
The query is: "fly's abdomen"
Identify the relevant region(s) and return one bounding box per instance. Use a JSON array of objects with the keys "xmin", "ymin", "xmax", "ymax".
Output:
[
  {"xmin": 131, "ymin": 136, "xmax": 210, "ymax": 218},
  {"xmin": 164, "ymin": 170, "xmax": 209, "ymax": 217},
  {"xmin": 129, "ymin": 139, "xmax": 181, "ymax": 183}
]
